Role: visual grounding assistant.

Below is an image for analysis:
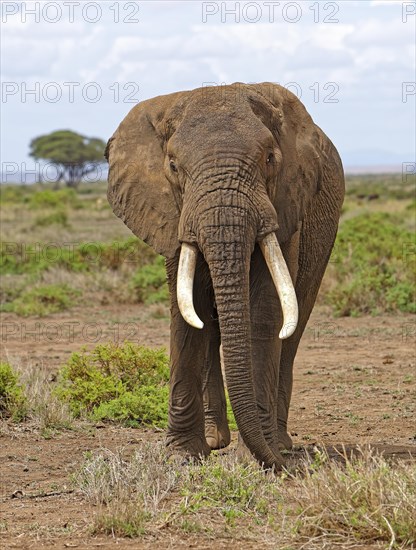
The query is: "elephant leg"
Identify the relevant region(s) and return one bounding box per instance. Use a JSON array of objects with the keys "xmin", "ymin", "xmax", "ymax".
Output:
[
  {"xmin": 248, "ymin": 245, "xmax": 283, "ymax": 456},
  {"xmin": 165, "ymin": 256, "xmax": 211, "ymax": 459},
  {"xmin": 277, "ymin": 215, "xmax": 339, "ymax": 450},
  {"xmin": 277, "ymin": 284, "xmax": 321, "ymax": 450},
  {"xmin": 202, "ymin": 330, "xmax": 231, "ymax": 450},
  {"xmin": 276, "ymin": 342, "xmax": 297, "ymax": 449}
]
